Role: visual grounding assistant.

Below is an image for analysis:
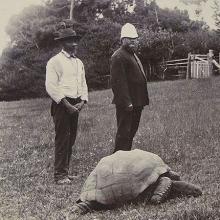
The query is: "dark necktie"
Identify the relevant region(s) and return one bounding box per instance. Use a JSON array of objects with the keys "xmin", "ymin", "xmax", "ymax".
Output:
[
  {"xmin": 133, "ymin": 53, "xmax": 147, "ymax": 80},
  {"xmin": 70, "ymin": 54, "xmax": 77, "ymax": 58}
]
